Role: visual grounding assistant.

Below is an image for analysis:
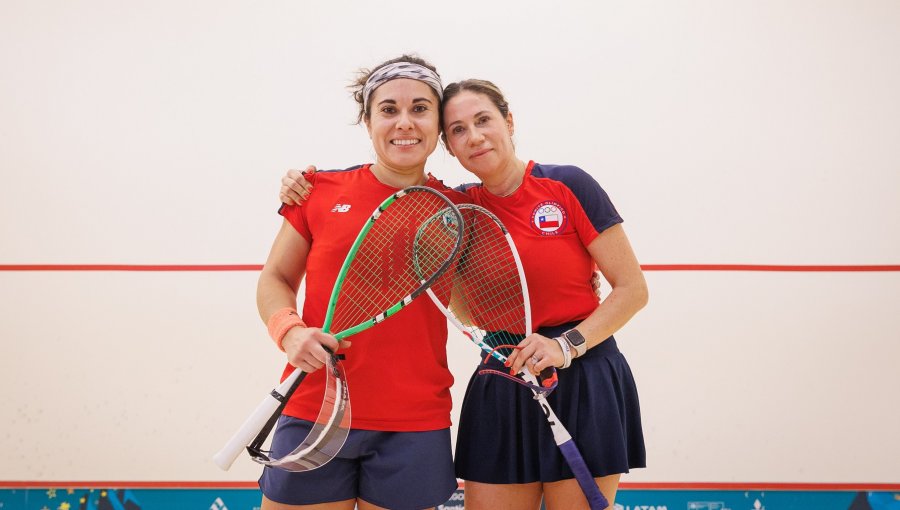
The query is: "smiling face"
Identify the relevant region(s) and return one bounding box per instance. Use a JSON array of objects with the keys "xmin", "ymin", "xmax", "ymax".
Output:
[
  {"xmin": 365, "ymin": 78, "xmax": 441, "ymax": 175},
  {"xmin": 442, "ymin": 90, "xmax": 517, "ymax": 180}
]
